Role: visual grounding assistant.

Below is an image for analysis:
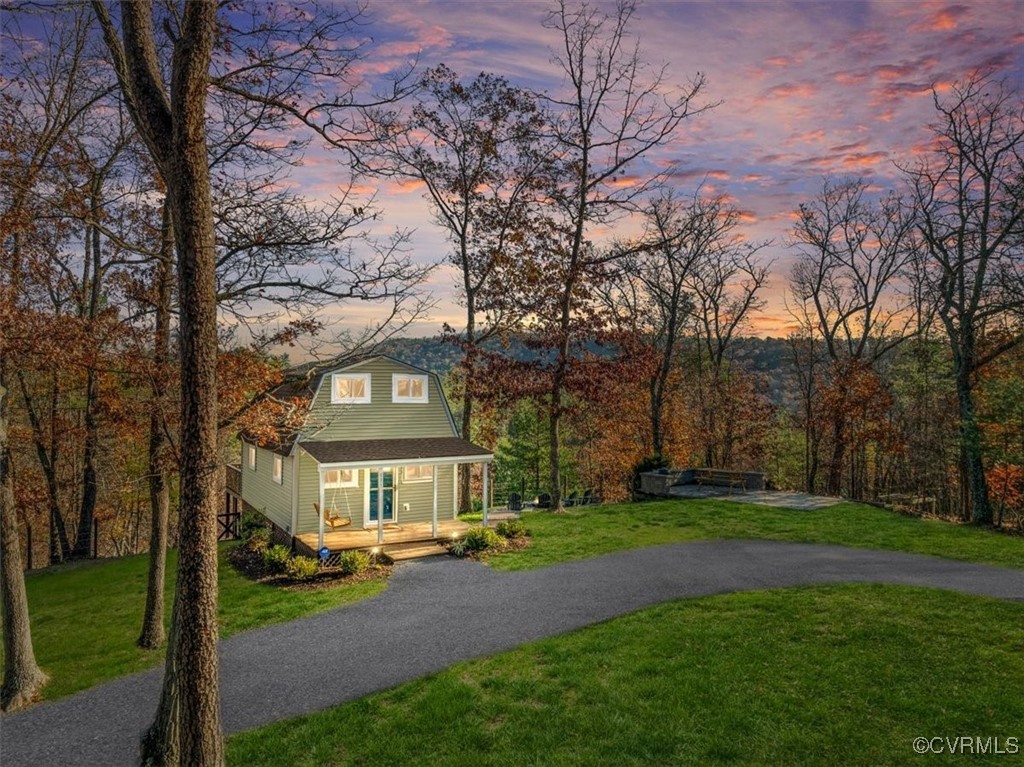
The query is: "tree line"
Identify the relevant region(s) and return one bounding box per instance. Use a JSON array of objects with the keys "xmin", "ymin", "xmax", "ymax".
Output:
[{"xmin": 0, "ymin": 3, "xmax": 1020, "ymax": 767}]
